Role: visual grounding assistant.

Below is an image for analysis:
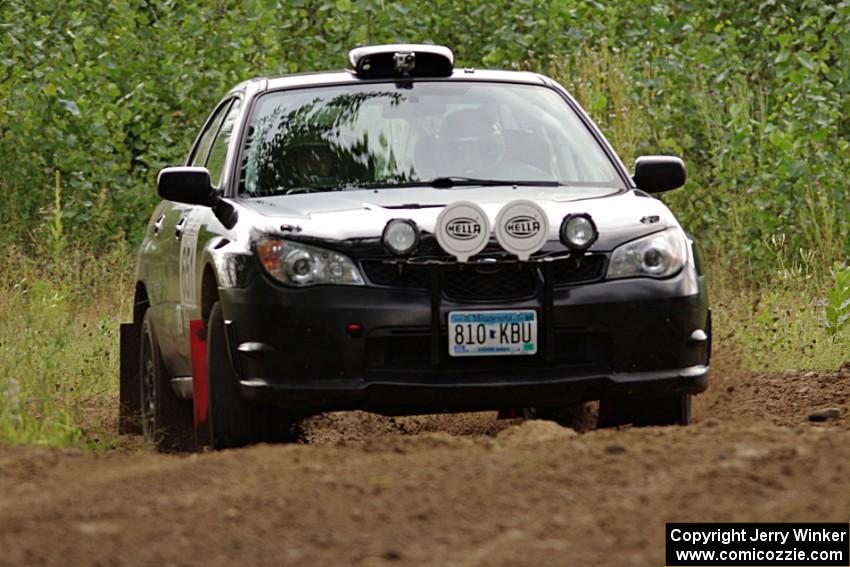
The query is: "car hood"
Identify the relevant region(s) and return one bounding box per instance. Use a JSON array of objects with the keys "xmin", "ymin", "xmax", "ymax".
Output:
[{"xmin": 235, "ymin": 185, "xmax": 678, "ymax": 251}]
